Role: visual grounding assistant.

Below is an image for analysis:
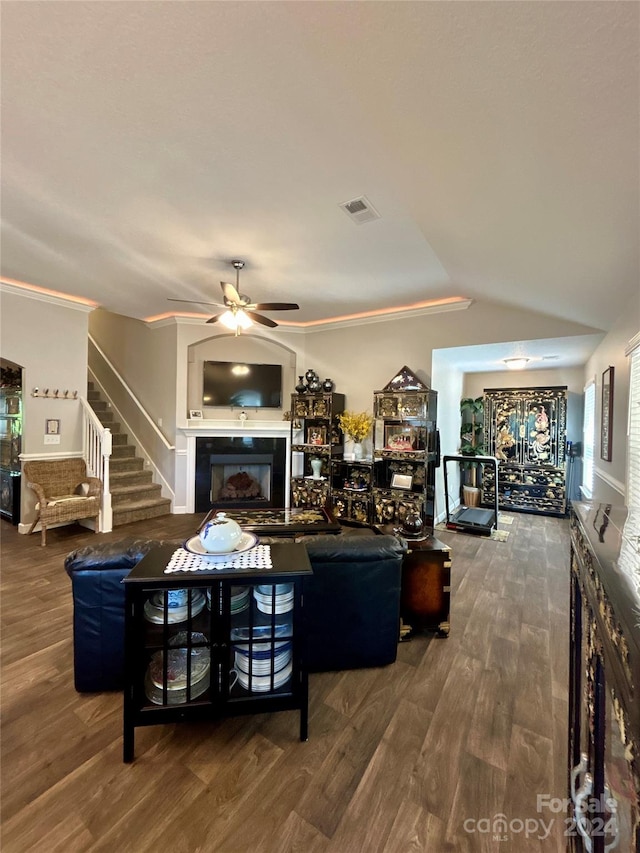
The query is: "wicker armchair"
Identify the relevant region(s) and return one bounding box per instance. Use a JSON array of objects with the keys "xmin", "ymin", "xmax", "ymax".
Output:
[{"xmin": 24, "ymin": 458, "xmax": 102, "ymax": 546}]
